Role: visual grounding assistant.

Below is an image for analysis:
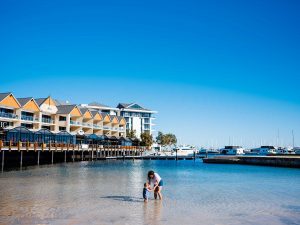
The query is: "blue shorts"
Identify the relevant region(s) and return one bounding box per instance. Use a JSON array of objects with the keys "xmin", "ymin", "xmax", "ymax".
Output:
[{"xmin": 158, "ymin": 180, "xmax": 164, "ymax": 187}]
